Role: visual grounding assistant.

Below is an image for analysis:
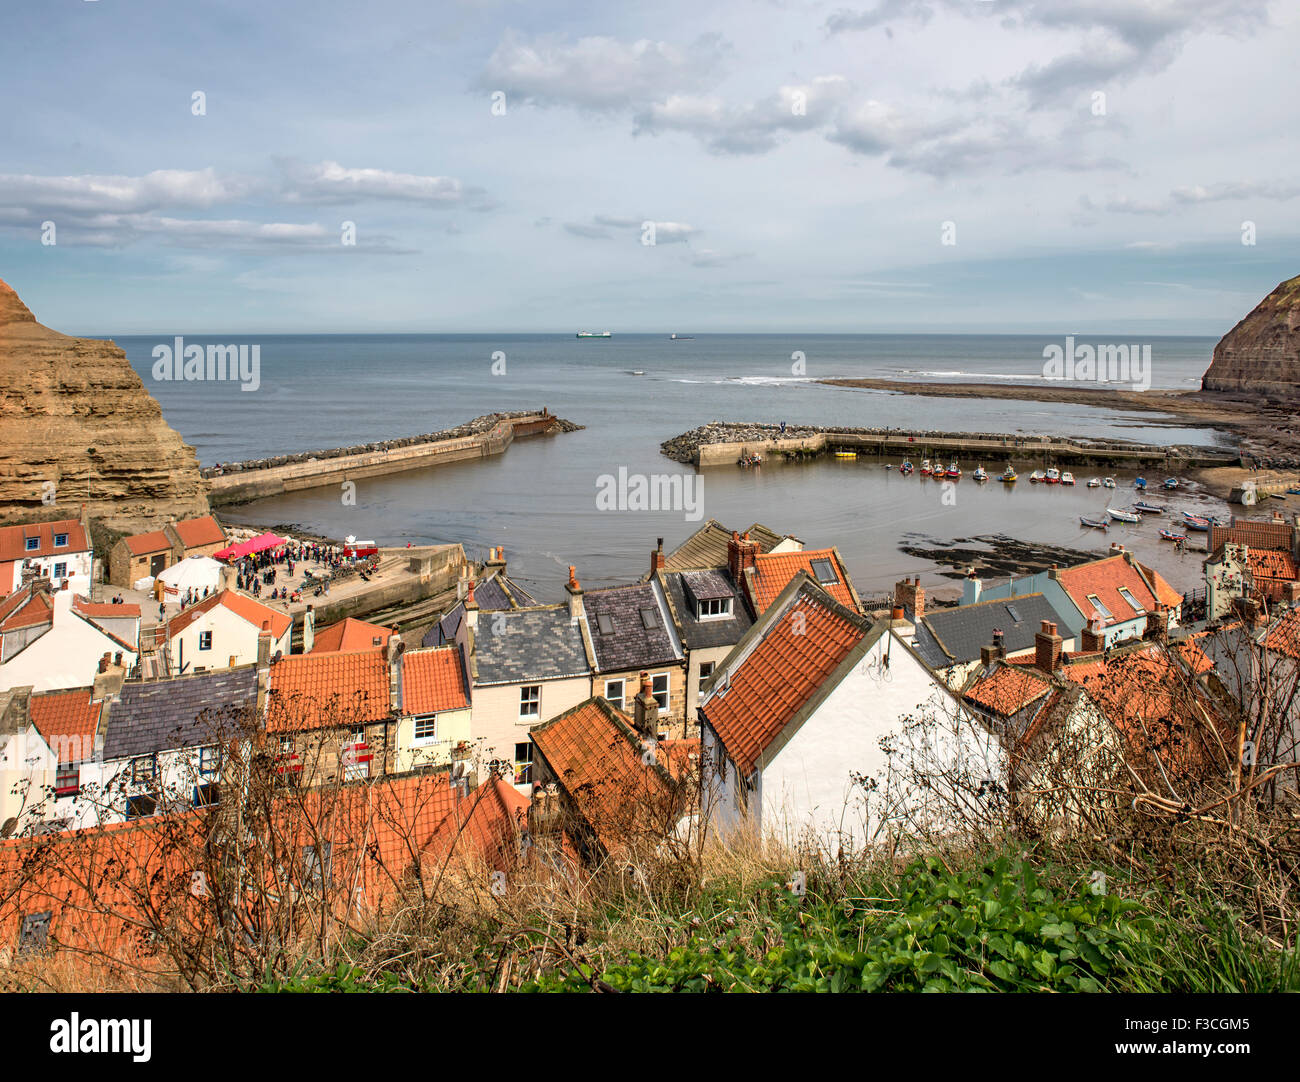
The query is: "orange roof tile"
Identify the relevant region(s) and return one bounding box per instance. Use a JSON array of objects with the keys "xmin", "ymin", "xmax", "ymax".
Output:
[
  {"xmin": 964, "ymin": 664, "xmax": 1052, "ymax": 716},
  {"xmin": 1264, "ymin": 608, "xmax": 1300, "ymax": 661},
  {"xmin": 123, "ymin": 530, "xmax": 171, "ymax": 556},
  {"xmin": 73, "ymin": 596, "xmax": 141, "ymax": 619},
  {"xmin": 703, "ymin": 588, "xmax": 867, "ymax": 776},
  {"xmin": 1054, "ymin": 555, "xmax": 1167, "ymax": 626},
  {"xmin": 310, "ymin": 617, "xmax": 392, "ymax": 654},
  {"xmin": 0, "ymin": 519, "xmax": 88, "ymax": 562},
  {"xmin": 1137, "ymin": 562, "xmax": 1185, "ymax": 607},
  {"xmin": 167, "ymin": 589, "xmax": 291, "ymax": 640},
  {"xmin": 1247, "ymin": 548, "xmax": 1299, "ymax": 582},
  {"xmin": 29, "ymin": 688, "xmax": 102, "ymax": 766},
  {"xmin": 403, "ymin": 646, "xmax": 469, "ymax": 714},
  {"xmin": 266, "ymin": 648, "xmax": 391, "ymax": 731},
  {"xmin": 0, "ymin": 589, "xmax": 51, "ymax": 632},
  {"xmin": 171, "ymin": 516, "xmax": 225, "ymax": 549},
  {"xmin": 745, "ymin": 548, "xmax": 857, "ymax": 614}
]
